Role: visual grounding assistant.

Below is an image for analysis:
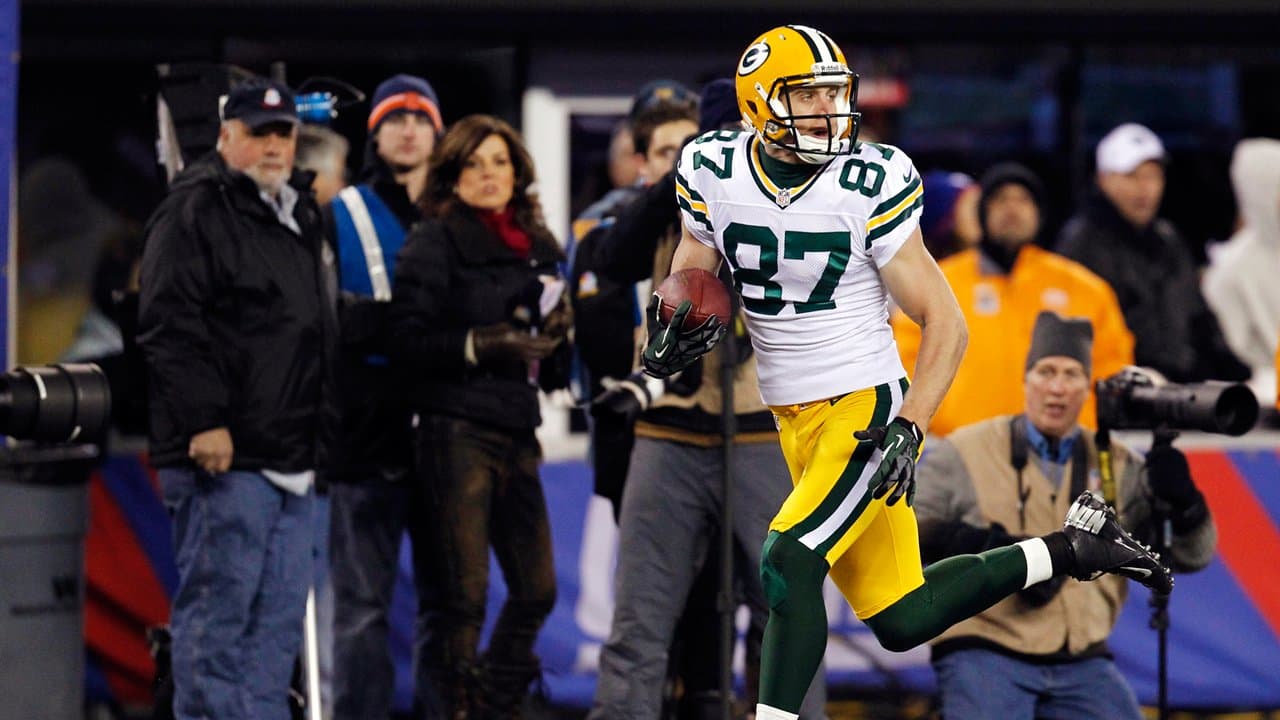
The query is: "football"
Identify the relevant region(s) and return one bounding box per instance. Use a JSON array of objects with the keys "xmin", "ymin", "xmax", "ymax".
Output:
[{"xmin": 656, "ymin": 268, "xmax": 732, "ymax": 328}]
